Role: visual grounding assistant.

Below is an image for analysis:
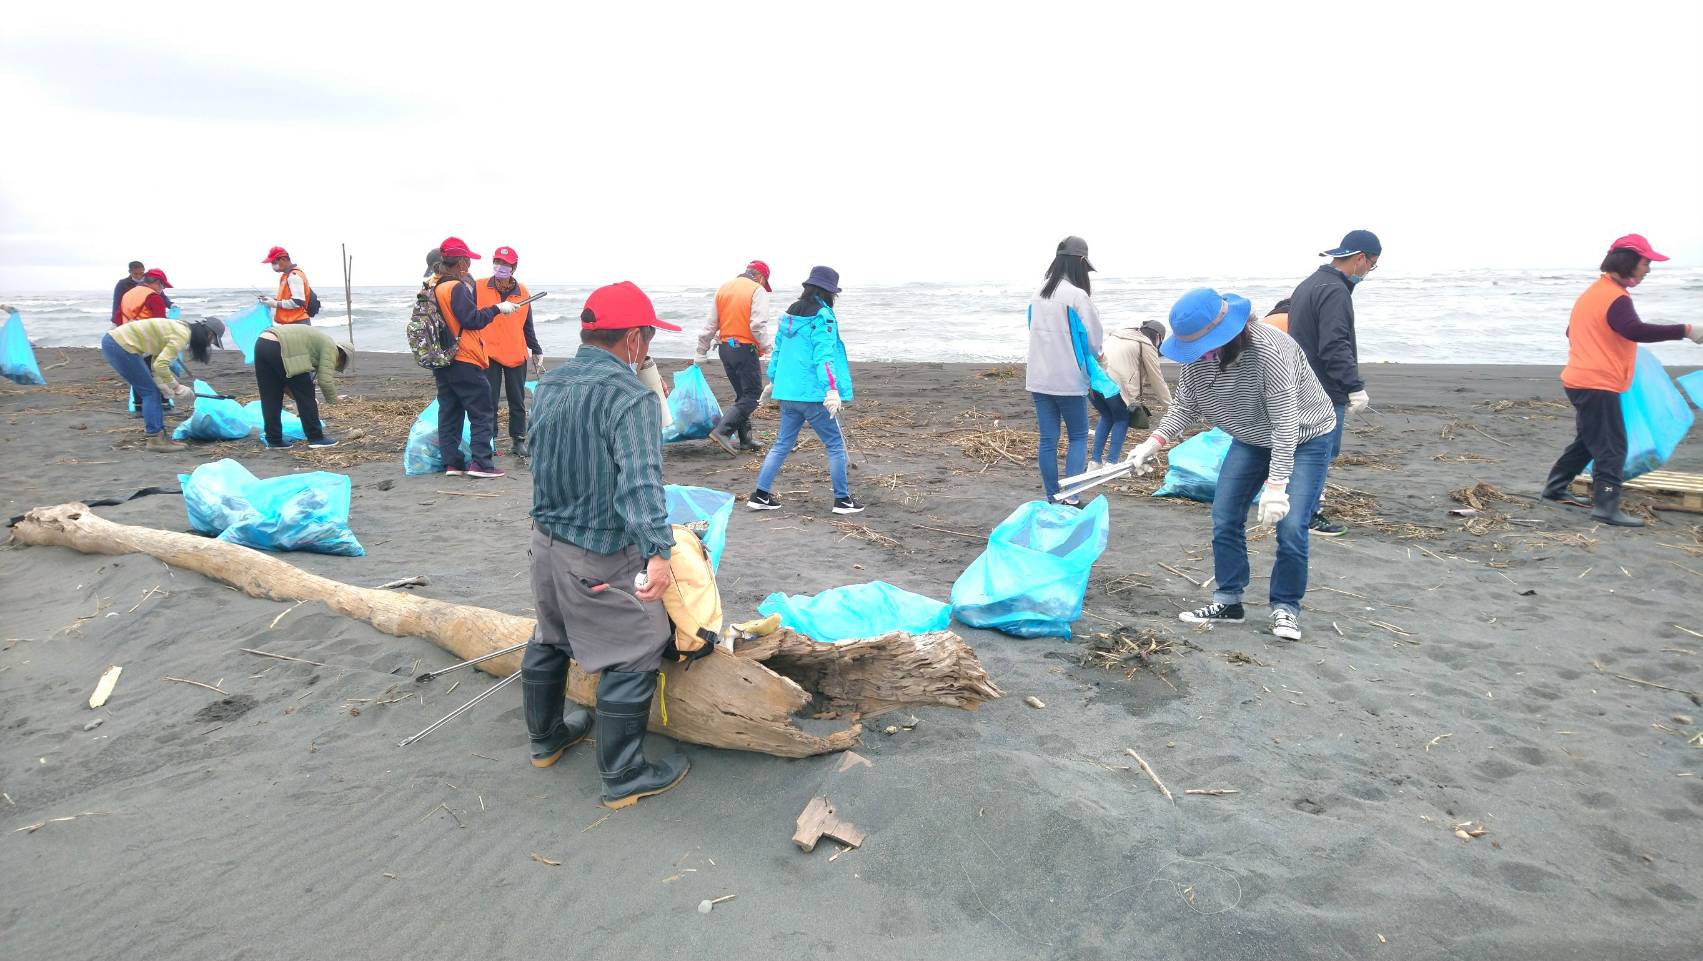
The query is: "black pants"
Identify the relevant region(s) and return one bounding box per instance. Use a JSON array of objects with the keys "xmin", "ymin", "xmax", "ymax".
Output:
[
  {"xmin": 714, "ymin": 341, "xmax": 763, "ymax": 434},
  {"xmin": 435, "ymin": 360, "xmax": 495, "ymax": 468},
  {"xmin": 1548, "ymin": 387, "xmax": 1627, "ymax": 495},
  {"xmin": 485, "ymin": 361, "xmax": 529, "ymax": 440},
  {"xmin": 254, "ymin": 338, "xmax": 324, "ymax": 445}
]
